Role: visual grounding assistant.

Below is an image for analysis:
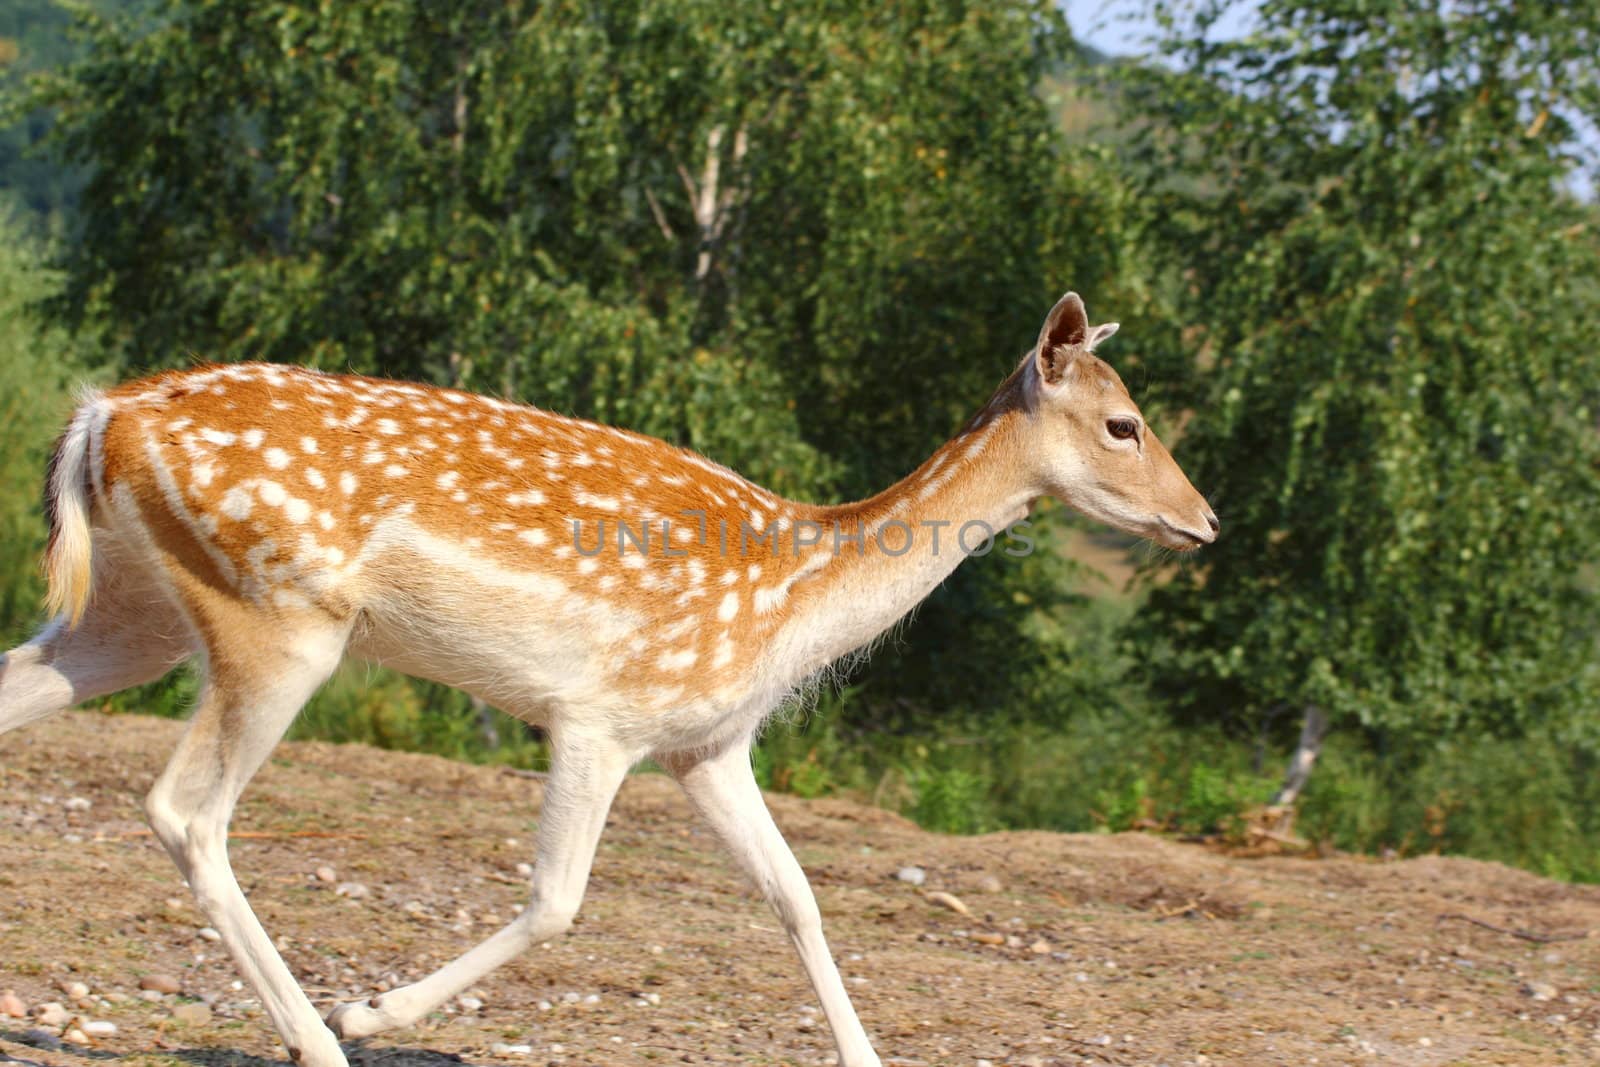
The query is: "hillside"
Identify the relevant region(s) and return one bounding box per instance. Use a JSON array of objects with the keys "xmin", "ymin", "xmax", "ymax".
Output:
[{"xmin": 1, "ymin": 711, "xmax": 1598, "ymax": 1066}]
